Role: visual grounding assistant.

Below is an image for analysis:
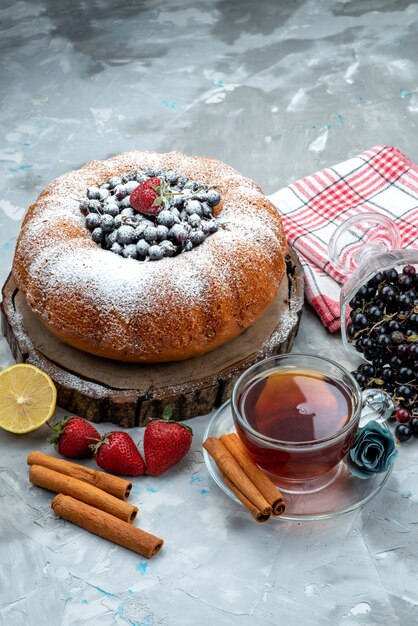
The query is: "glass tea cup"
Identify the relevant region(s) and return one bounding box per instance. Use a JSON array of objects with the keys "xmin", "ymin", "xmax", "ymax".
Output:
[{"xmin": 231, "ymin": 353, "xmax": 393, "ymax": 494}]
